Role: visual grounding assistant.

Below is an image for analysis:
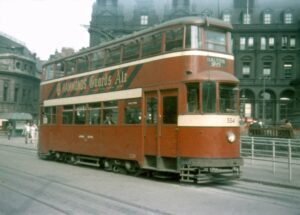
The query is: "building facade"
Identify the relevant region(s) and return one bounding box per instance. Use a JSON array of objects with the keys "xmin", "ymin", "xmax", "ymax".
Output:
[
  {"xmin": 89, "ymin": 0, "xmax": 300, "ymax": 127},
  {"xmin": 0, "ymin": 32, "xmax": 40, "ymax": 135}
]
